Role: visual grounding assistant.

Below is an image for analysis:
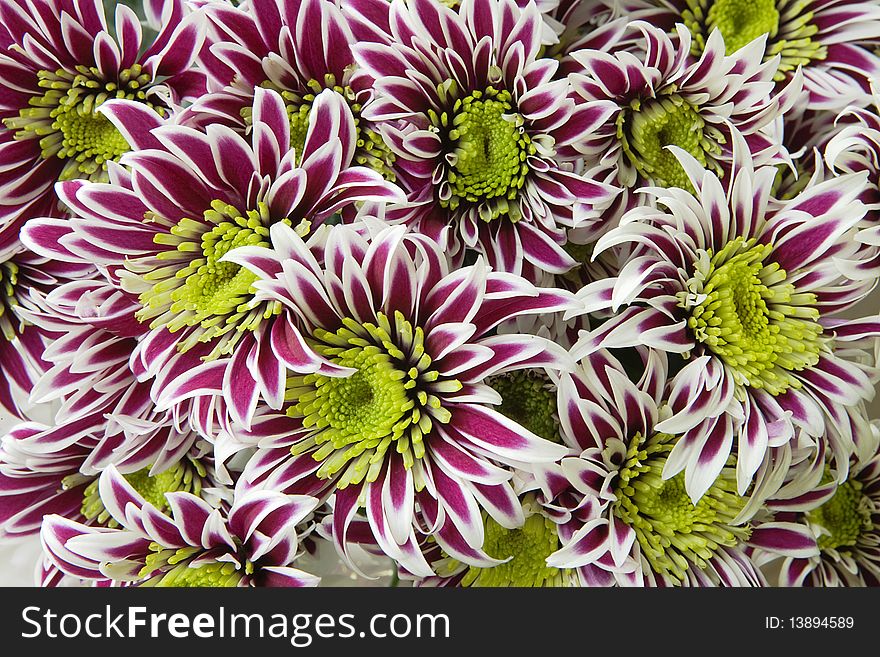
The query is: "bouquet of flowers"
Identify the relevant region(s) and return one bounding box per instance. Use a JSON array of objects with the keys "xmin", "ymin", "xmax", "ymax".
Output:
[{"xmin": 1, "ymin": 0, "xmax": 880, "ymax": 588}]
